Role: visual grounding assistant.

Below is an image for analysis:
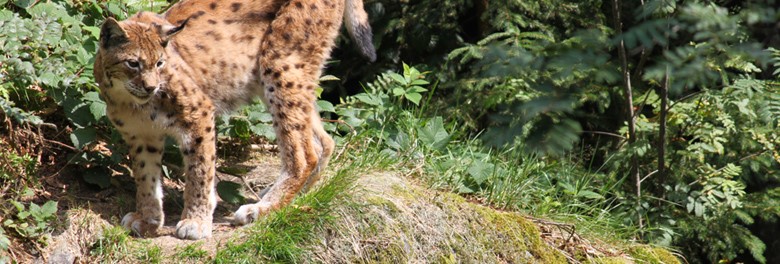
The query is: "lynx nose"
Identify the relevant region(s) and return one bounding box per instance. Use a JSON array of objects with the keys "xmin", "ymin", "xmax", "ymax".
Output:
[{"xmin": 144, "ymin": 86, "xmax": 157, "ymax": 93}]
